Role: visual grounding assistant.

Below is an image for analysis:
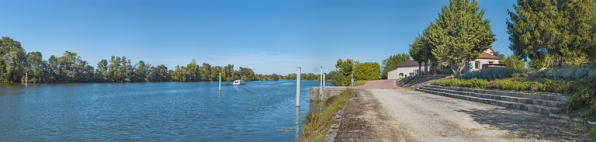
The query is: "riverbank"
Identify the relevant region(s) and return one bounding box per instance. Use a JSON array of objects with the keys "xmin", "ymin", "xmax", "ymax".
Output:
[{"xmin": 299, "ymin": 89, "xmax": 354, "ymax": 141}]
